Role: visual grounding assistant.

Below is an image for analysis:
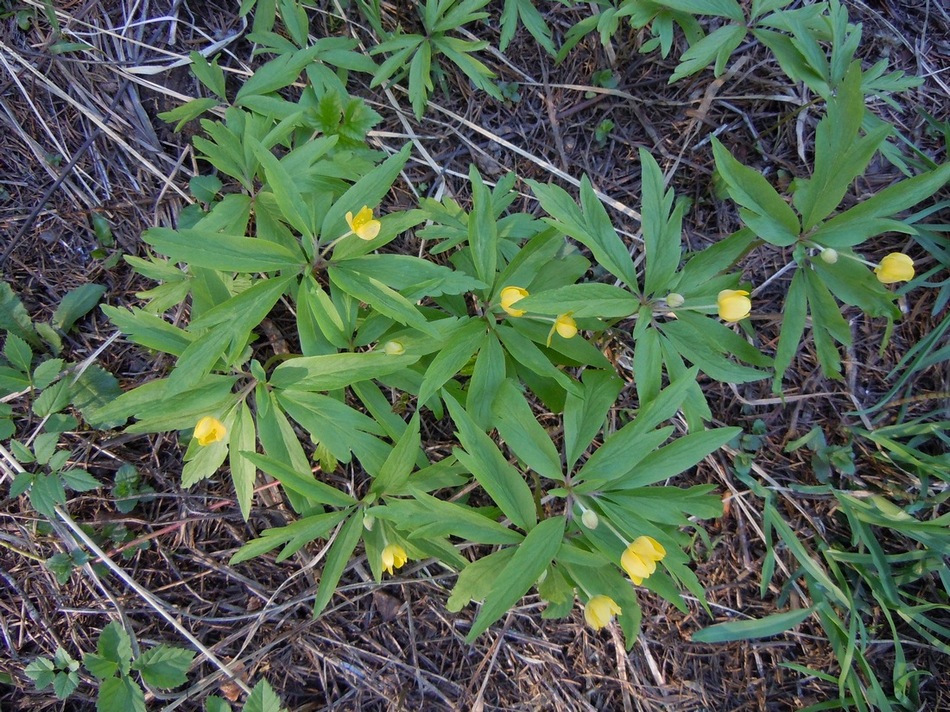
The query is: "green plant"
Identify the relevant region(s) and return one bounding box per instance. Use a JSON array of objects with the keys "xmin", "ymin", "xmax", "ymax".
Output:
[
  {"xmin": 368, "ymin": 0, "xmax": 502, "ymax": 117},
  {"xmin": 26, "ymin": 621, "xmax": 196, "ymax": 711}
]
